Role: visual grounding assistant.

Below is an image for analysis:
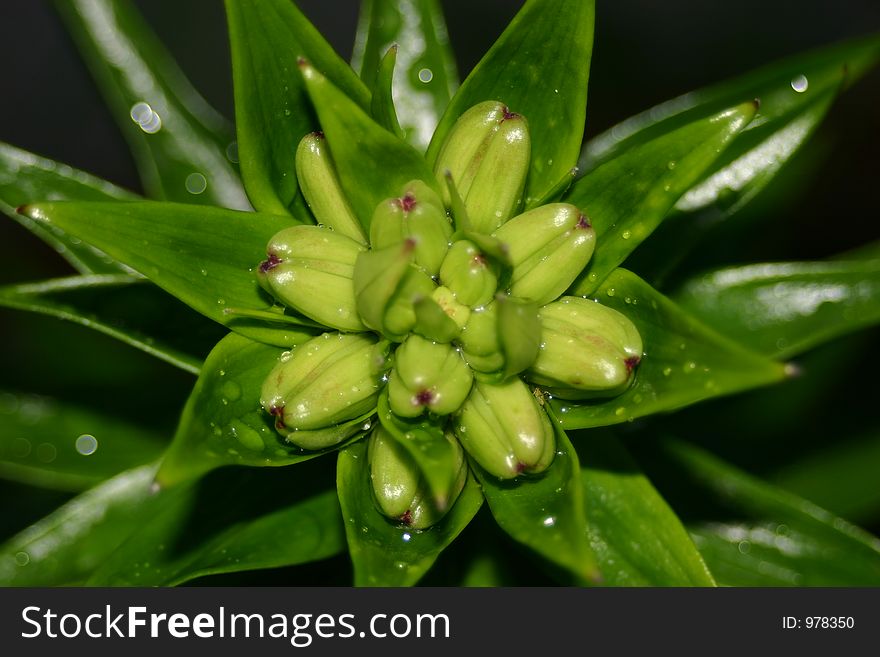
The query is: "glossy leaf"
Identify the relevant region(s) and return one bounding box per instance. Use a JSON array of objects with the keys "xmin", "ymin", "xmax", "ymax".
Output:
[
  {"xmin": 301, "ymin": 63, "xmax": 440, "ymax": 230},
  {"xmin": 354, "ymin": 0, "xmax": 459, "ymax": 150},
  {"xmin": 57, "ymin": 0, "xmax": 249, "ymax": 210},
  {"xmin": 377, "ymin": 391, "xmax": 461, "ymax": 507},
  {"xmin": 0, "ymin": 391, "xmax": 165, "ymax": 491},
  {"xmin": 370, "ymin": 46, "xmax": 406, "ymax": 138},
  {"xmin": 675, "ymin": 260, "xmax": 880, "ymax": 359},
  {"xmin": 0, "ymin": 275, "xmax": 220, "ymax": 375},
  {"xmin": 475, "ymin": 411, "xmax": 598, "ymax": 583},
  {"xmin": 665, "ymin": 440, "xmax": 880, "ymax": 586},
  {"xmin": 225, "ymin": 0, "xmax": 370, "ymax": 216},
  {"xmin": 0, "ymin": 142, "xmax": 135, "ymax": 274},
  {"xmin": 157, "ymin": 333, "xmax": 371, "ymax": 485},
  {"xmin": 427, "ymin": 0, "xmax": 595, "ymax": 204},
  {"xmin": 19, "ymin": 201, "xmax": 317, "ymax": 347},
  {"xmin": 553, "ymin": 269, "xmax": 787, "ymax": 430},
  {"xmin": 0, "ymin": 464, "xmax": 164, "ymax": 585},
  {"xmin": 567, "ymin": 102, "xmax": 756, "ymax": 294},
  {"xmin": 579, "ymin": 432, "xmax": 716, "ymax": 586},
  {"xmin": 87, "ymin": 489, "xmax": 343, "ymax": 585},
  {"xmin": 336, "ymin": 439, "xmax": 483, "ymax": 586}
]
